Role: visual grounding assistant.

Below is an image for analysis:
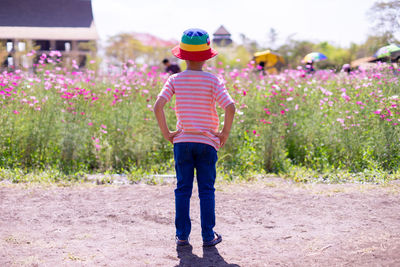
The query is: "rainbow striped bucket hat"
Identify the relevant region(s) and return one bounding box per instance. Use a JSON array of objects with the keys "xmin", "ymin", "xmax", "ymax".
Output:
[{"xmin": 172, "ymin": 28, "xmax": 218, "ymax": 61}]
